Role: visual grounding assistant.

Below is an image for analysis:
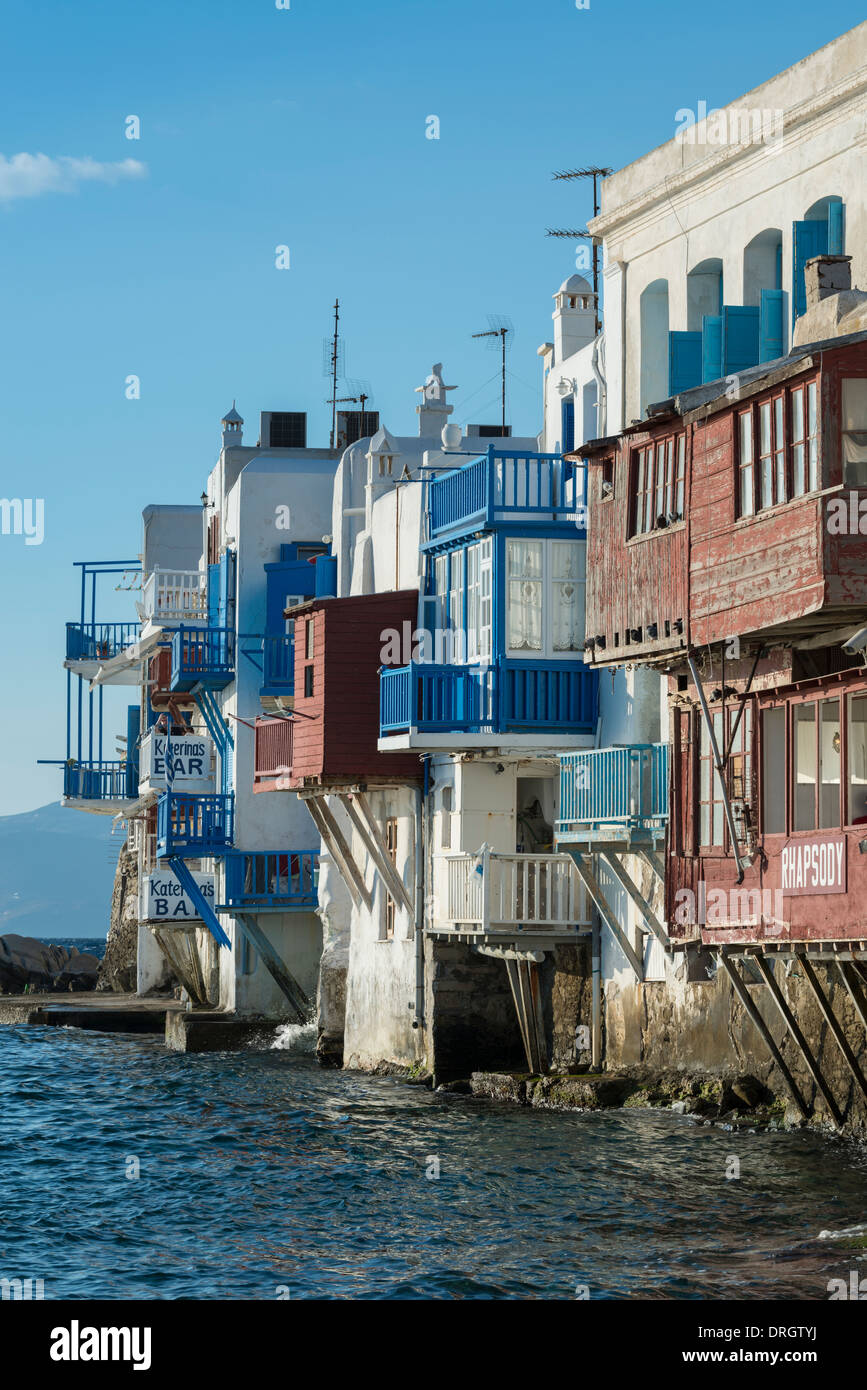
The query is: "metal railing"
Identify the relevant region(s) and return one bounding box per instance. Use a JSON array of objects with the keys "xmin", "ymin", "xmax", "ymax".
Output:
[
  {"xmin": 221, "ymin": 851, "xmax": 319, "ymax": 909},
  {"xmin": 66, "ymin": 623, "xmax": 139, "ymax": 662},
  {"xmin": 140, "ymin": 568, "xmax": 207, "ymax": 623},
  {"xmin": 156, "ymin": 792, "xmax": 235, "ymax": 856},
  {"xmin": 262, "ymin": 634, "xmax": 294, "ymax": 691},
  {"xmin": 380, "ymin": 660, "xmax": 597, "ymax": 736},
  {"xmin": 442, "ymin": 851, "xmax": 591, "ymax": 931},
  {"xmin": 558, "ymin": 744, "xmax": 669, "ymax": 832}
]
